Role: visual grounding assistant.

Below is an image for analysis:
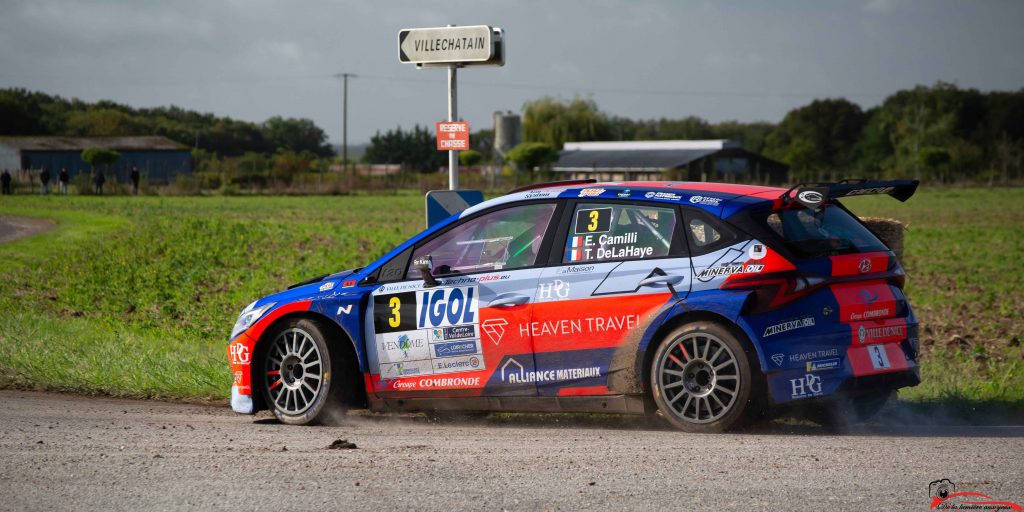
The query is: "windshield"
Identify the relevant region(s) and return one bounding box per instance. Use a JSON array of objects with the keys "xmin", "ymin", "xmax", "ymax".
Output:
[{"xmin": 756, "ymin": 203, "xmax": 888, "ymax": 258}]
